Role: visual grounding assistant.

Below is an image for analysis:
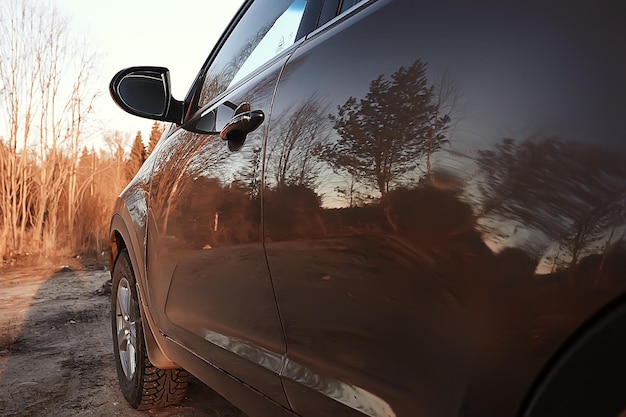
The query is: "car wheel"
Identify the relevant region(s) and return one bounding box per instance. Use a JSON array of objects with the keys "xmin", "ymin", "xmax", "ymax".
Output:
[{"xmin": 111, "ymin": 249, "xmax": 189, "ymax": 410}]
